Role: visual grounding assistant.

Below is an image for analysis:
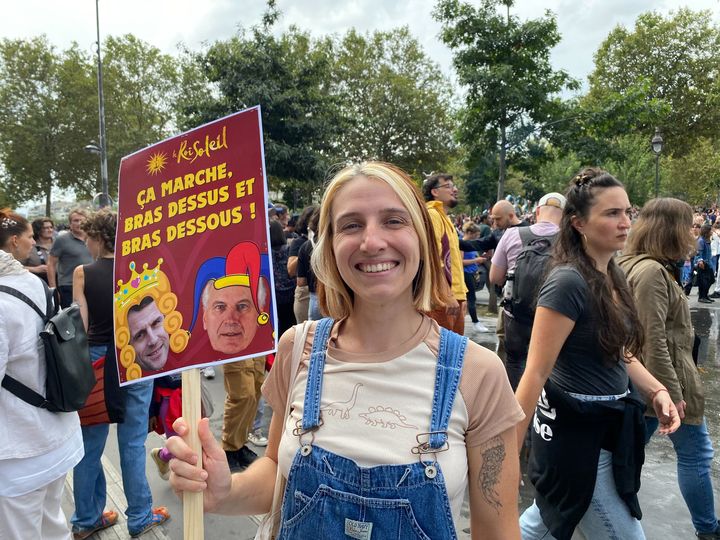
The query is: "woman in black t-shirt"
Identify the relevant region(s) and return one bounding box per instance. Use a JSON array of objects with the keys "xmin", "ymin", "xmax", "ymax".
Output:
[{"xmin": 515, "ymin": 168, "xmax": 680, "ymax": 540}]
